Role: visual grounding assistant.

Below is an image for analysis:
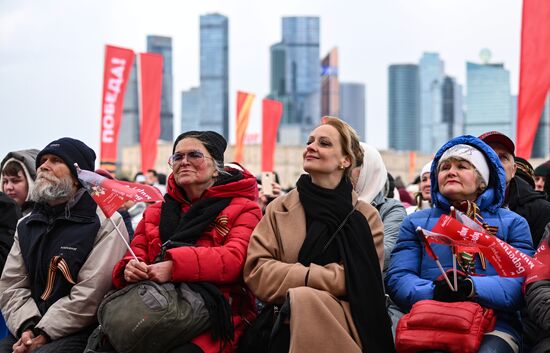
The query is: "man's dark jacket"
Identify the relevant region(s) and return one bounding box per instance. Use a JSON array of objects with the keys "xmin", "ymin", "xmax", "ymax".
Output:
[{"xmin": 508, "ymin": 176, "xmax": 550, "ymax": 247}]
